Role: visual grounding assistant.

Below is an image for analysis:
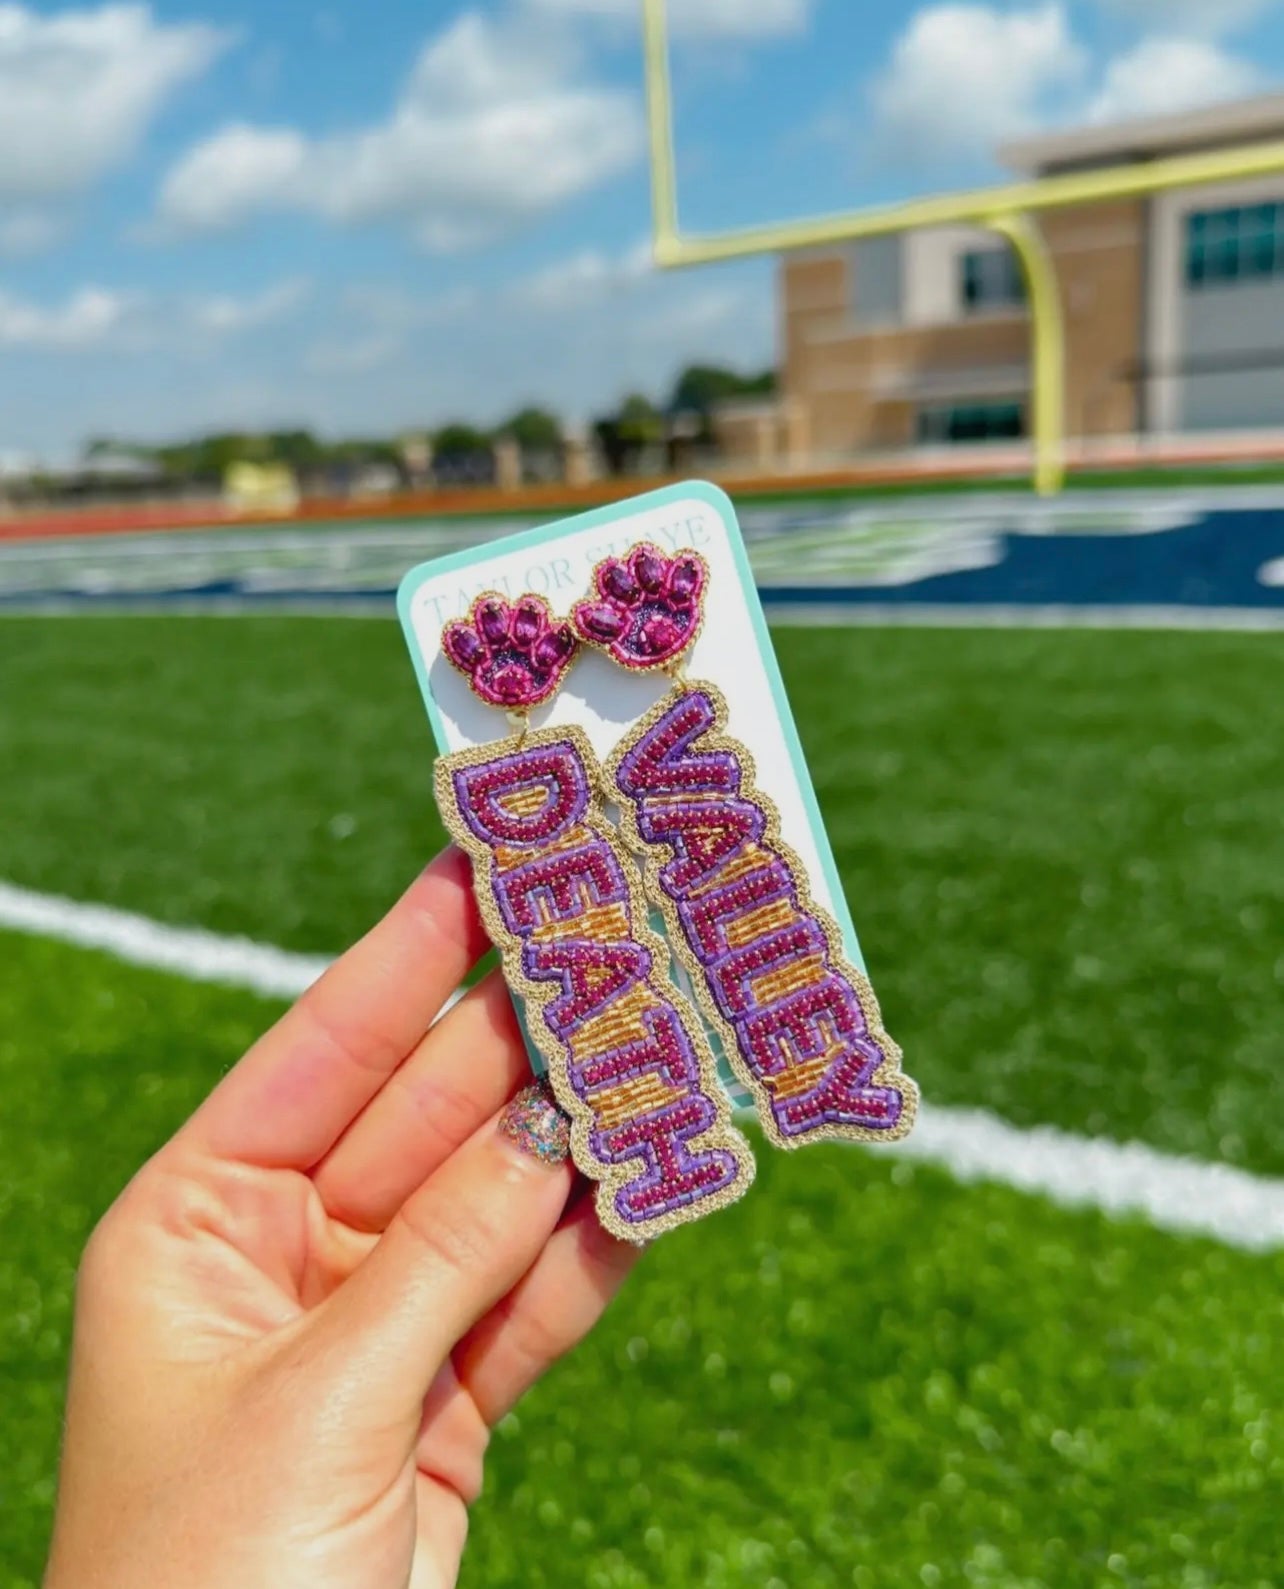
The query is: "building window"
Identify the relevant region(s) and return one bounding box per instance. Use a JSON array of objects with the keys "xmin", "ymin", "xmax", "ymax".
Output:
[
  {"xmin": 917, "ymin": 402, "xmax": 1026, "ymax": 445},
  {"xmin": 960, "ymin": 248, "xmax": 1025, "ymax": 313},
  {"xmin": 1187, "ymin": 204, "xmax": 1284, "ymax": 289}
]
